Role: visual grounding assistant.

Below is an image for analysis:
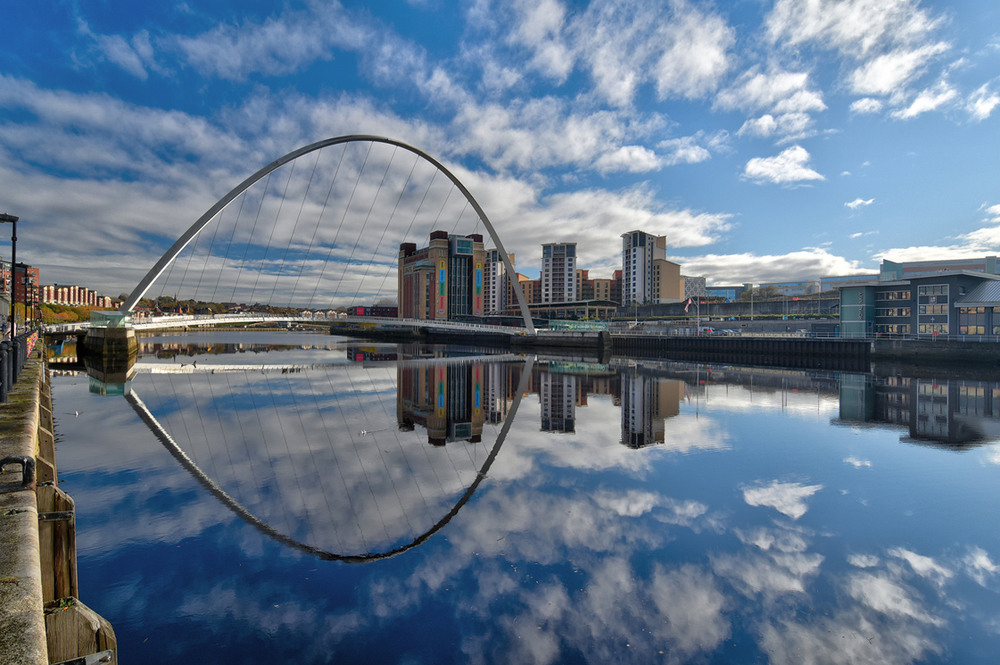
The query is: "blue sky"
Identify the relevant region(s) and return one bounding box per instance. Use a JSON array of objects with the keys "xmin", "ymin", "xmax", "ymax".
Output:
[{"xmin": 2, "ymin": 0, "xmax": 1000, "ymax": 298}]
